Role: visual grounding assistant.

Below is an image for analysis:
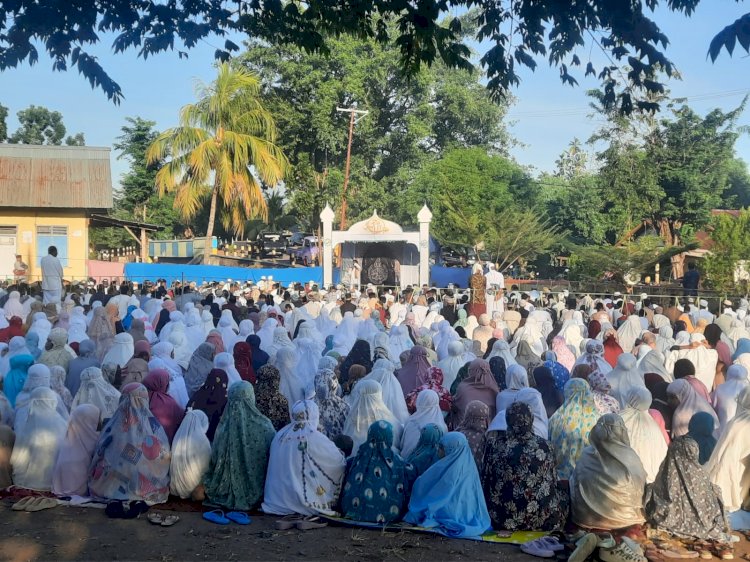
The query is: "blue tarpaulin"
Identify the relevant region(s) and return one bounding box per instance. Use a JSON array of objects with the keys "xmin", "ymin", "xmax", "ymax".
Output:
[
  {"xmin": 124, "ymin": 263, "xmax": 323, "ymax": 286},
  {"xmin": 430, "ymin": 265, "xmax": 471, "ymax": 288}
]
